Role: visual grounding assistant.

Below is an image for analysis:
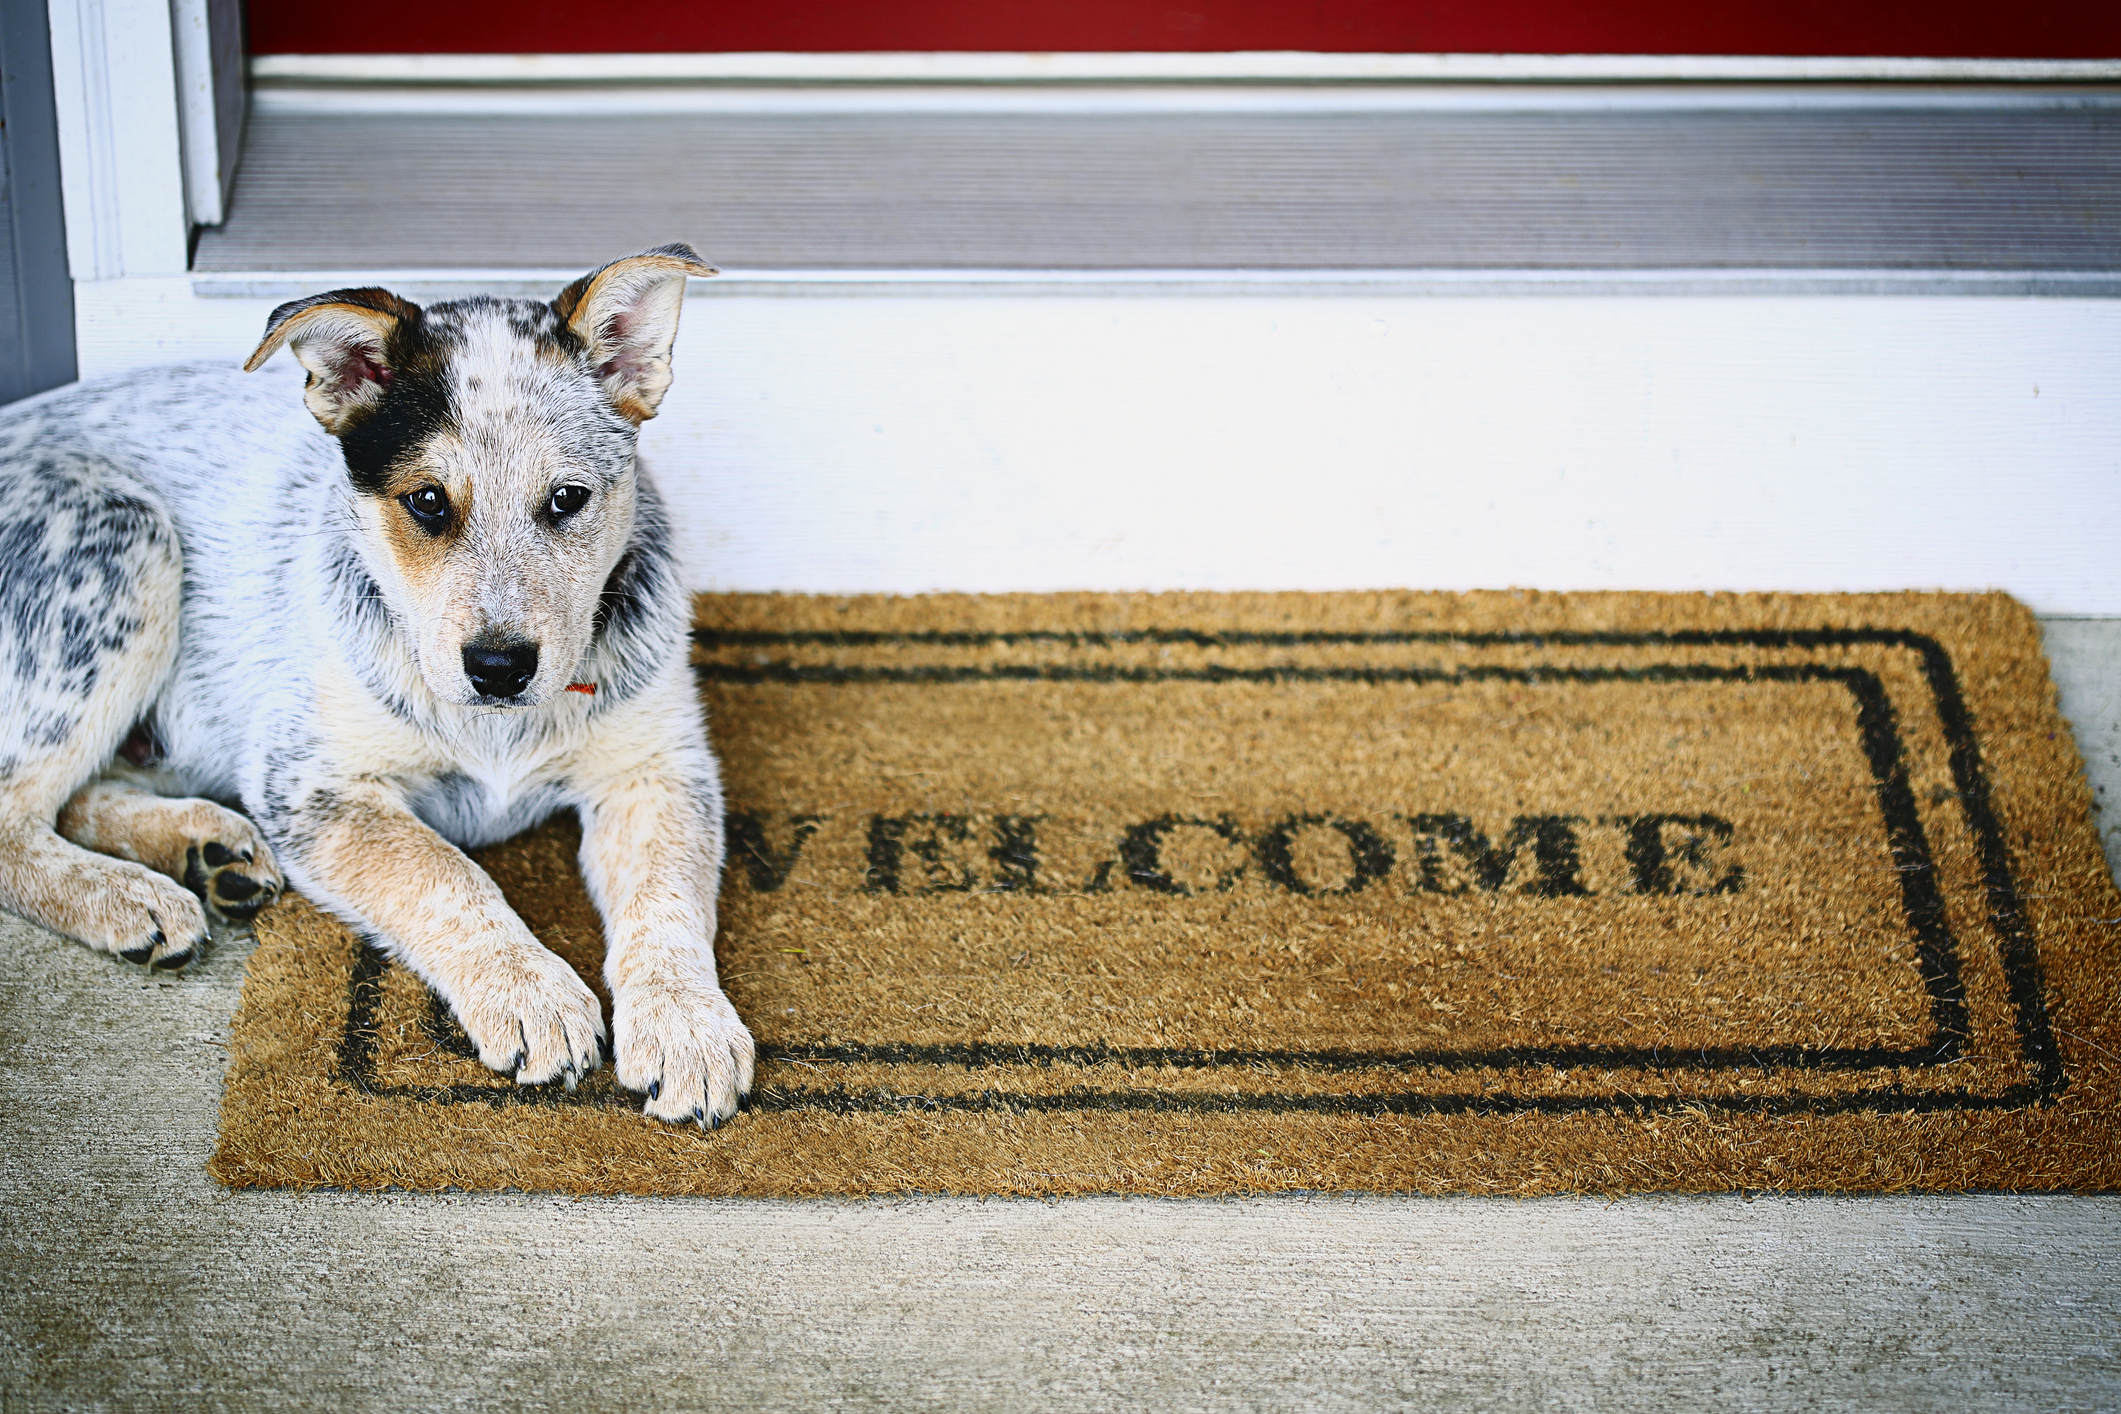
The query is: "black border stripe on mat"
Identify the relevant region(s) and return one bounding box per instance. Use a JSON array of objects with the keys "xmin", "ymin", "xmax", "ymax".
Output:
[
  {"xmin": 332, "ymin": 627, "xmax": 2061, "ymax": 1118},
  {"xmin": 692, "ymin": 623, "xmax": 2061, "ymax": 1102},
  {"xmin": 354, "ymin": 1077, "xmax": 2045, "ymax": 1119}
]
